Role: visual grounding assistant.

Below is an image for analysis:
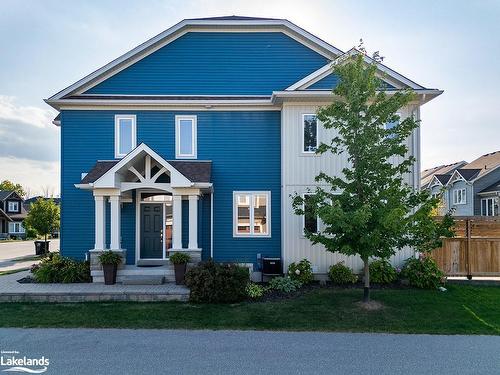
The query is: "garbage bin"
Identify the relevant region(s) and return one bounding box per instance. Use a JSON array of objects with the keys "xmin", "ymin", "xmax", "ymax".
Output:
[{"xmin": 34, "ymin": 240, "xmax": 50, "ymax": 255}]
